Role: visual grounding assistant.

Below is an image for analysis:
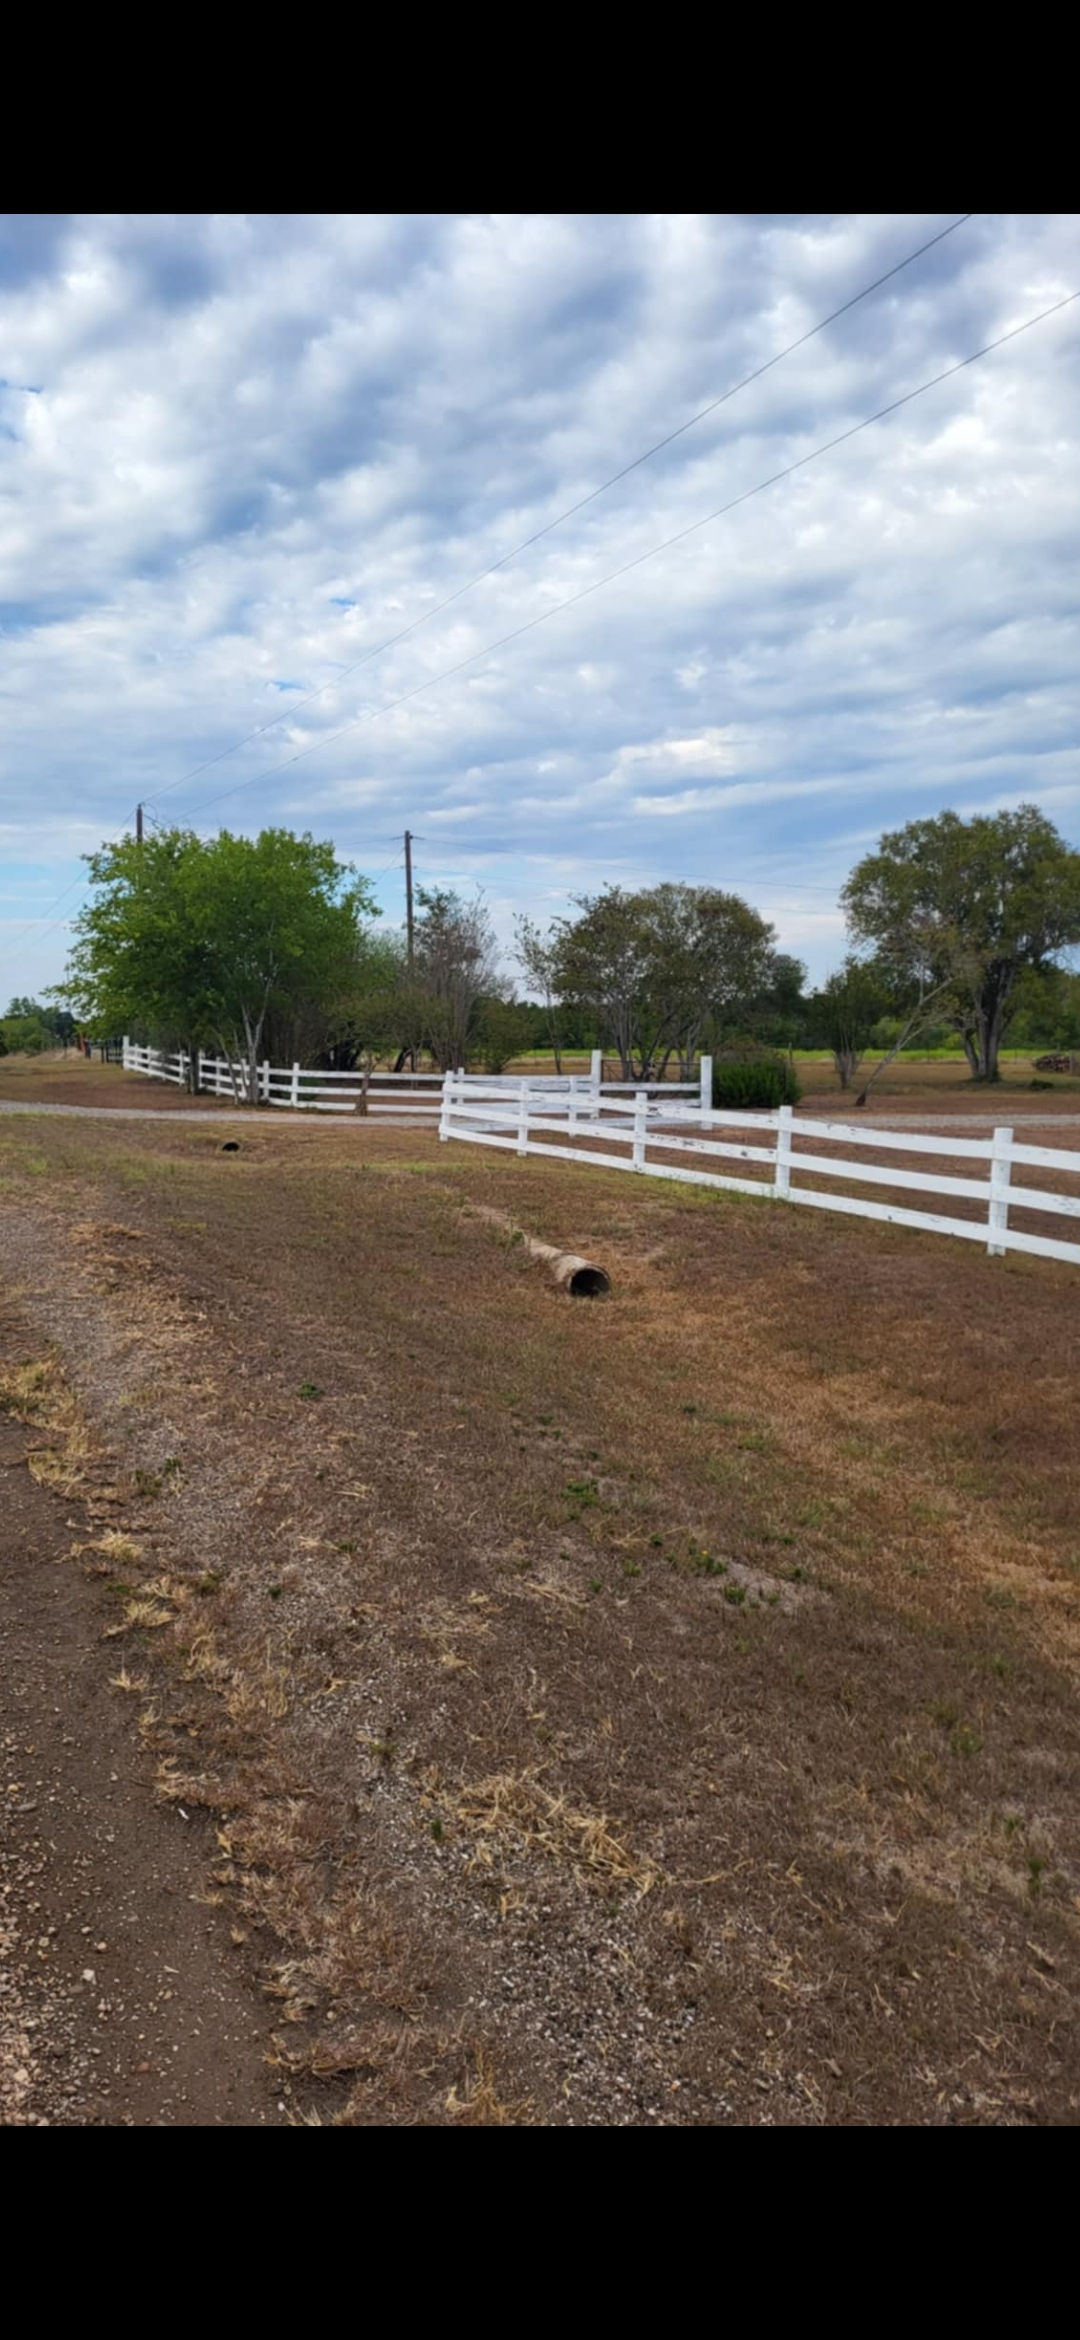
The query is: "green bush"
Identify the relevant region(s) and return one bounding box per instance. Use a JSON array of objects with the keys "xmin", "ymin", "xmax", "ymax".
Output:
[{"xmin": 712, "ymin": 1052, "xmax": 801, "ymax": 1110}]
